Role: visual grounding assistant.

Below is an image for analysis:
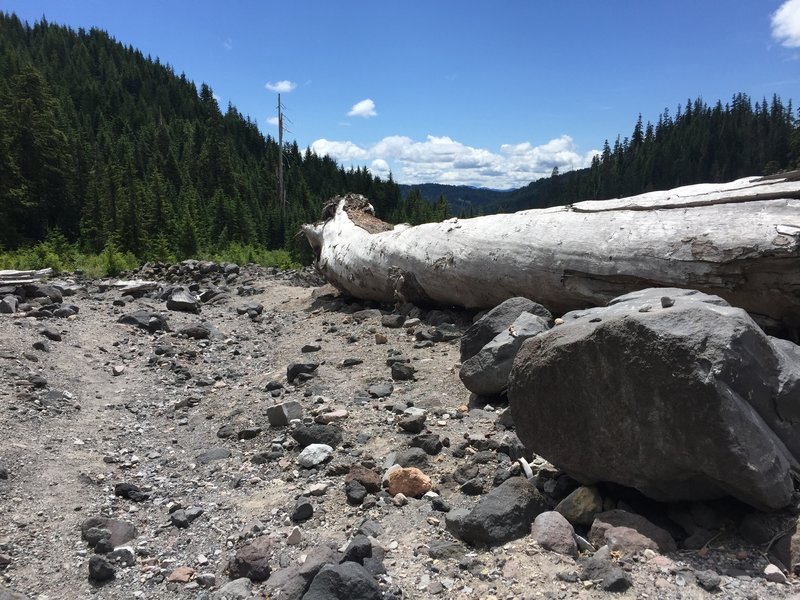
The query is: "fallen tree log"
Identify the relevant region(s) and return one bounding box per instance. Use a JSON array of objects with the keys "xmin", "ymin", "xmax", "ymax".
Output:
[{"xmin": 302, "ymin": 175, "xmax": 800, "ymax": 329}]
